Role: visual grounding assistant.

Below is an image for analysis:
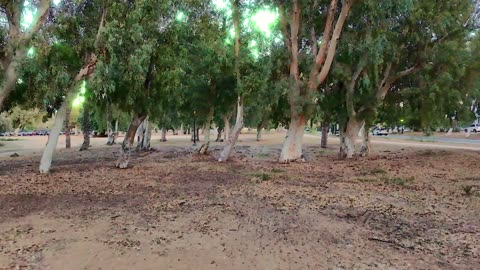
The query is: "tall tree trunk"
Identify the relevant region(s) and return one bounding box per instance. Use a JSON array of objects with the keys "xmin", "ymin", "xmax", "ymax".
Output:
[
  {"xmin": 39, "ymin": 90, "xmax": 77, "ymax": 173},
  {"xmin": 321, "ymin": 120, "xmax": 329, "ymax": 148},
  {"xmin": 115, "ymin": 114, "xmax": 146, "ymax": 169},
  {"xmin": 114, "ymin": 120, "xmax": 119, "ymax": 138},
  {"xmin": 216, "ymin": 127, "xmax": 223, "ymax": 142},
  {"xmin": 136, "ymin": 120, "xmax": 145, "ymax": 149},
  {"xmin": 256, "ymin": 119, "xmax": 267, "ymax": 141},
  {"xmin": 279, "ymin": 114, "xmax": 306, "ymax": 162},
  {"xmin": 79, "ymin": 106, "xmax": 91, "ymax": 151},
  {"xmin": 338, "ymin": 118, "xmax": 362, "ymax": 159},
  {"xmin": 142, "ymin": 118, "xmax": 151, "ymax": 150},
  {"xmin": 65, "ymin": 106, "xmax": 72, "ymax": 149},
  {"xmin": 218, "ymin": 97, "xmax": 244, "ymax": 162},
  {"xmin": 359, "ymin": 122, "xmax": 371, "ymax": 157},
  {"xmin": 161, "ymin": 127, "xmax": 167, "ymax": 142},
  {"xmin": 203, "ymin": 106, "xmax": 214, "ymax": 143},
  {"xmin": 223, "ymin": 115, "xmax": 231, "ymax": 142},
  {"xmin": 0, "ymin": 61, "xmax": 19, "ymax": 110},
  {"xmin": 106, "ymin": 108, "xmax": 115, "ymax": 145}
]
